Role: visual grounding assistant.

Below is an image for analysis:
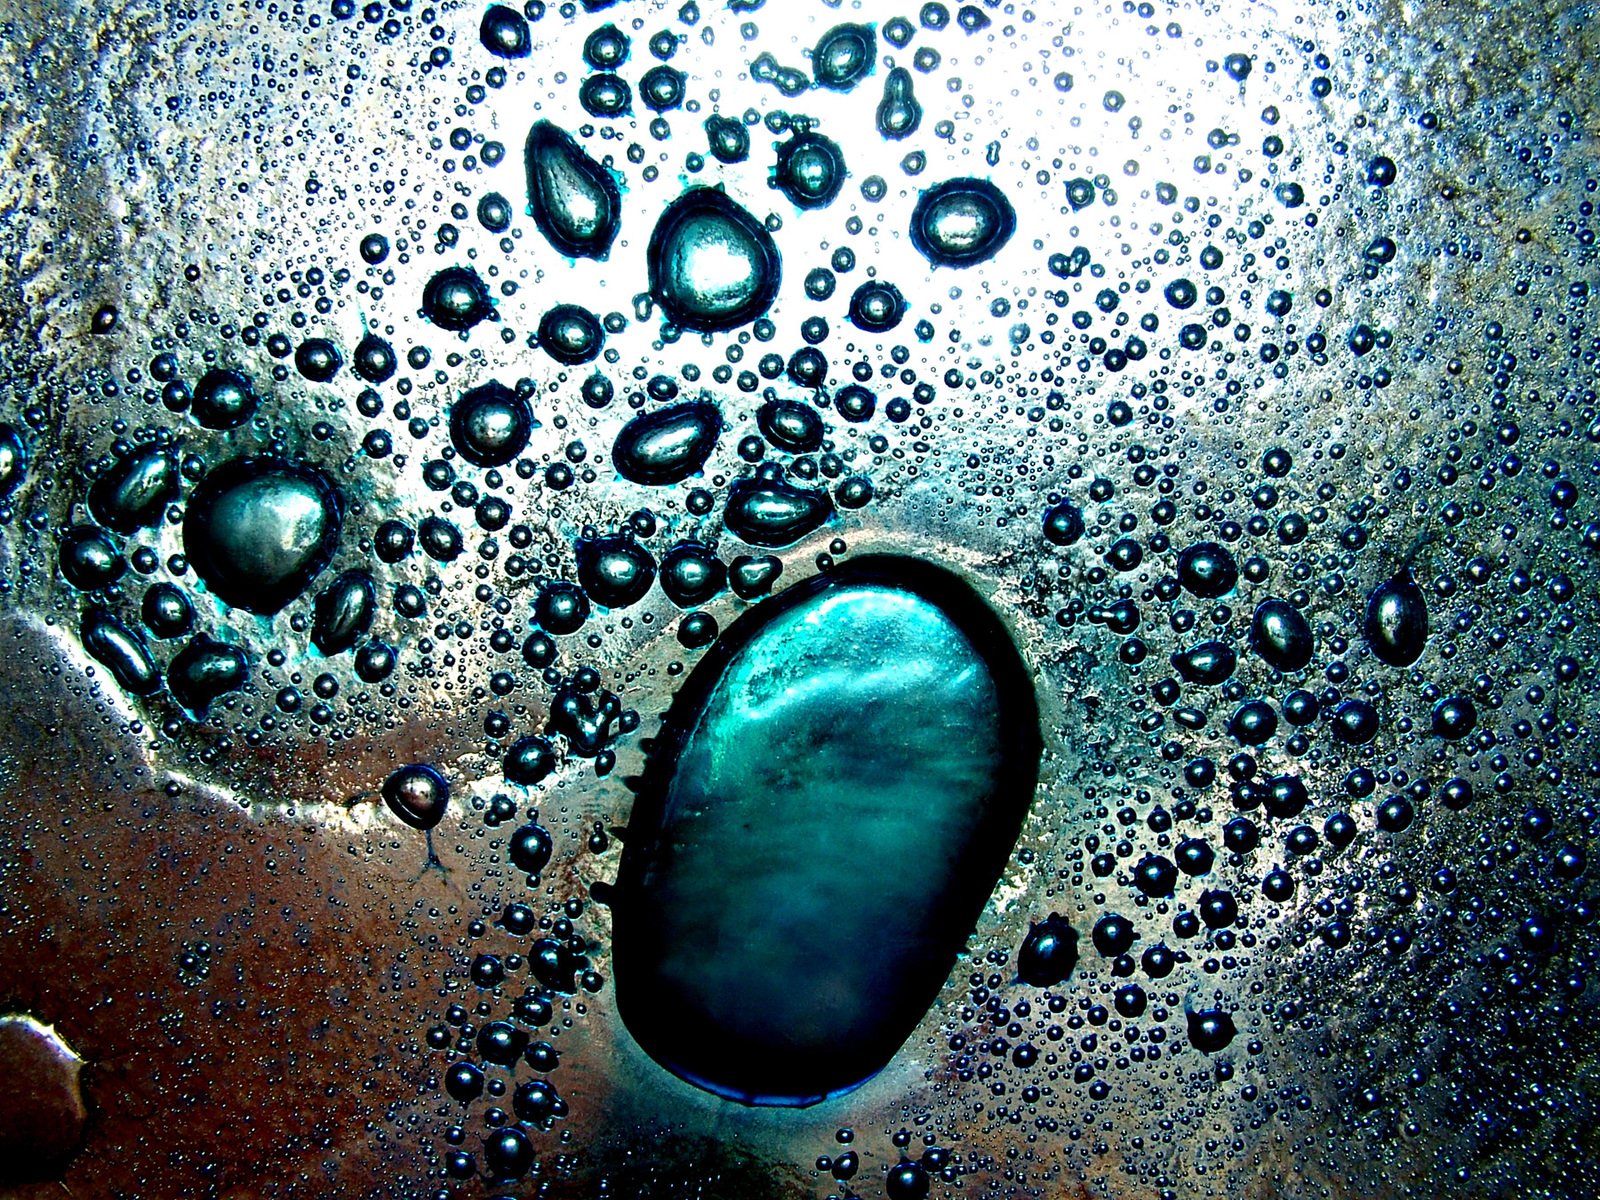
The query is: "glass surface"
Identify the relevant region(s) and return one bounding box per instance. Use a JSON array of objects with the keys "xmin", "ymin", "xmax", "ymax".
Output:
[{"xmin": 0, "ymin": 0, "xmax": 1596, "ymax": 1196}]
